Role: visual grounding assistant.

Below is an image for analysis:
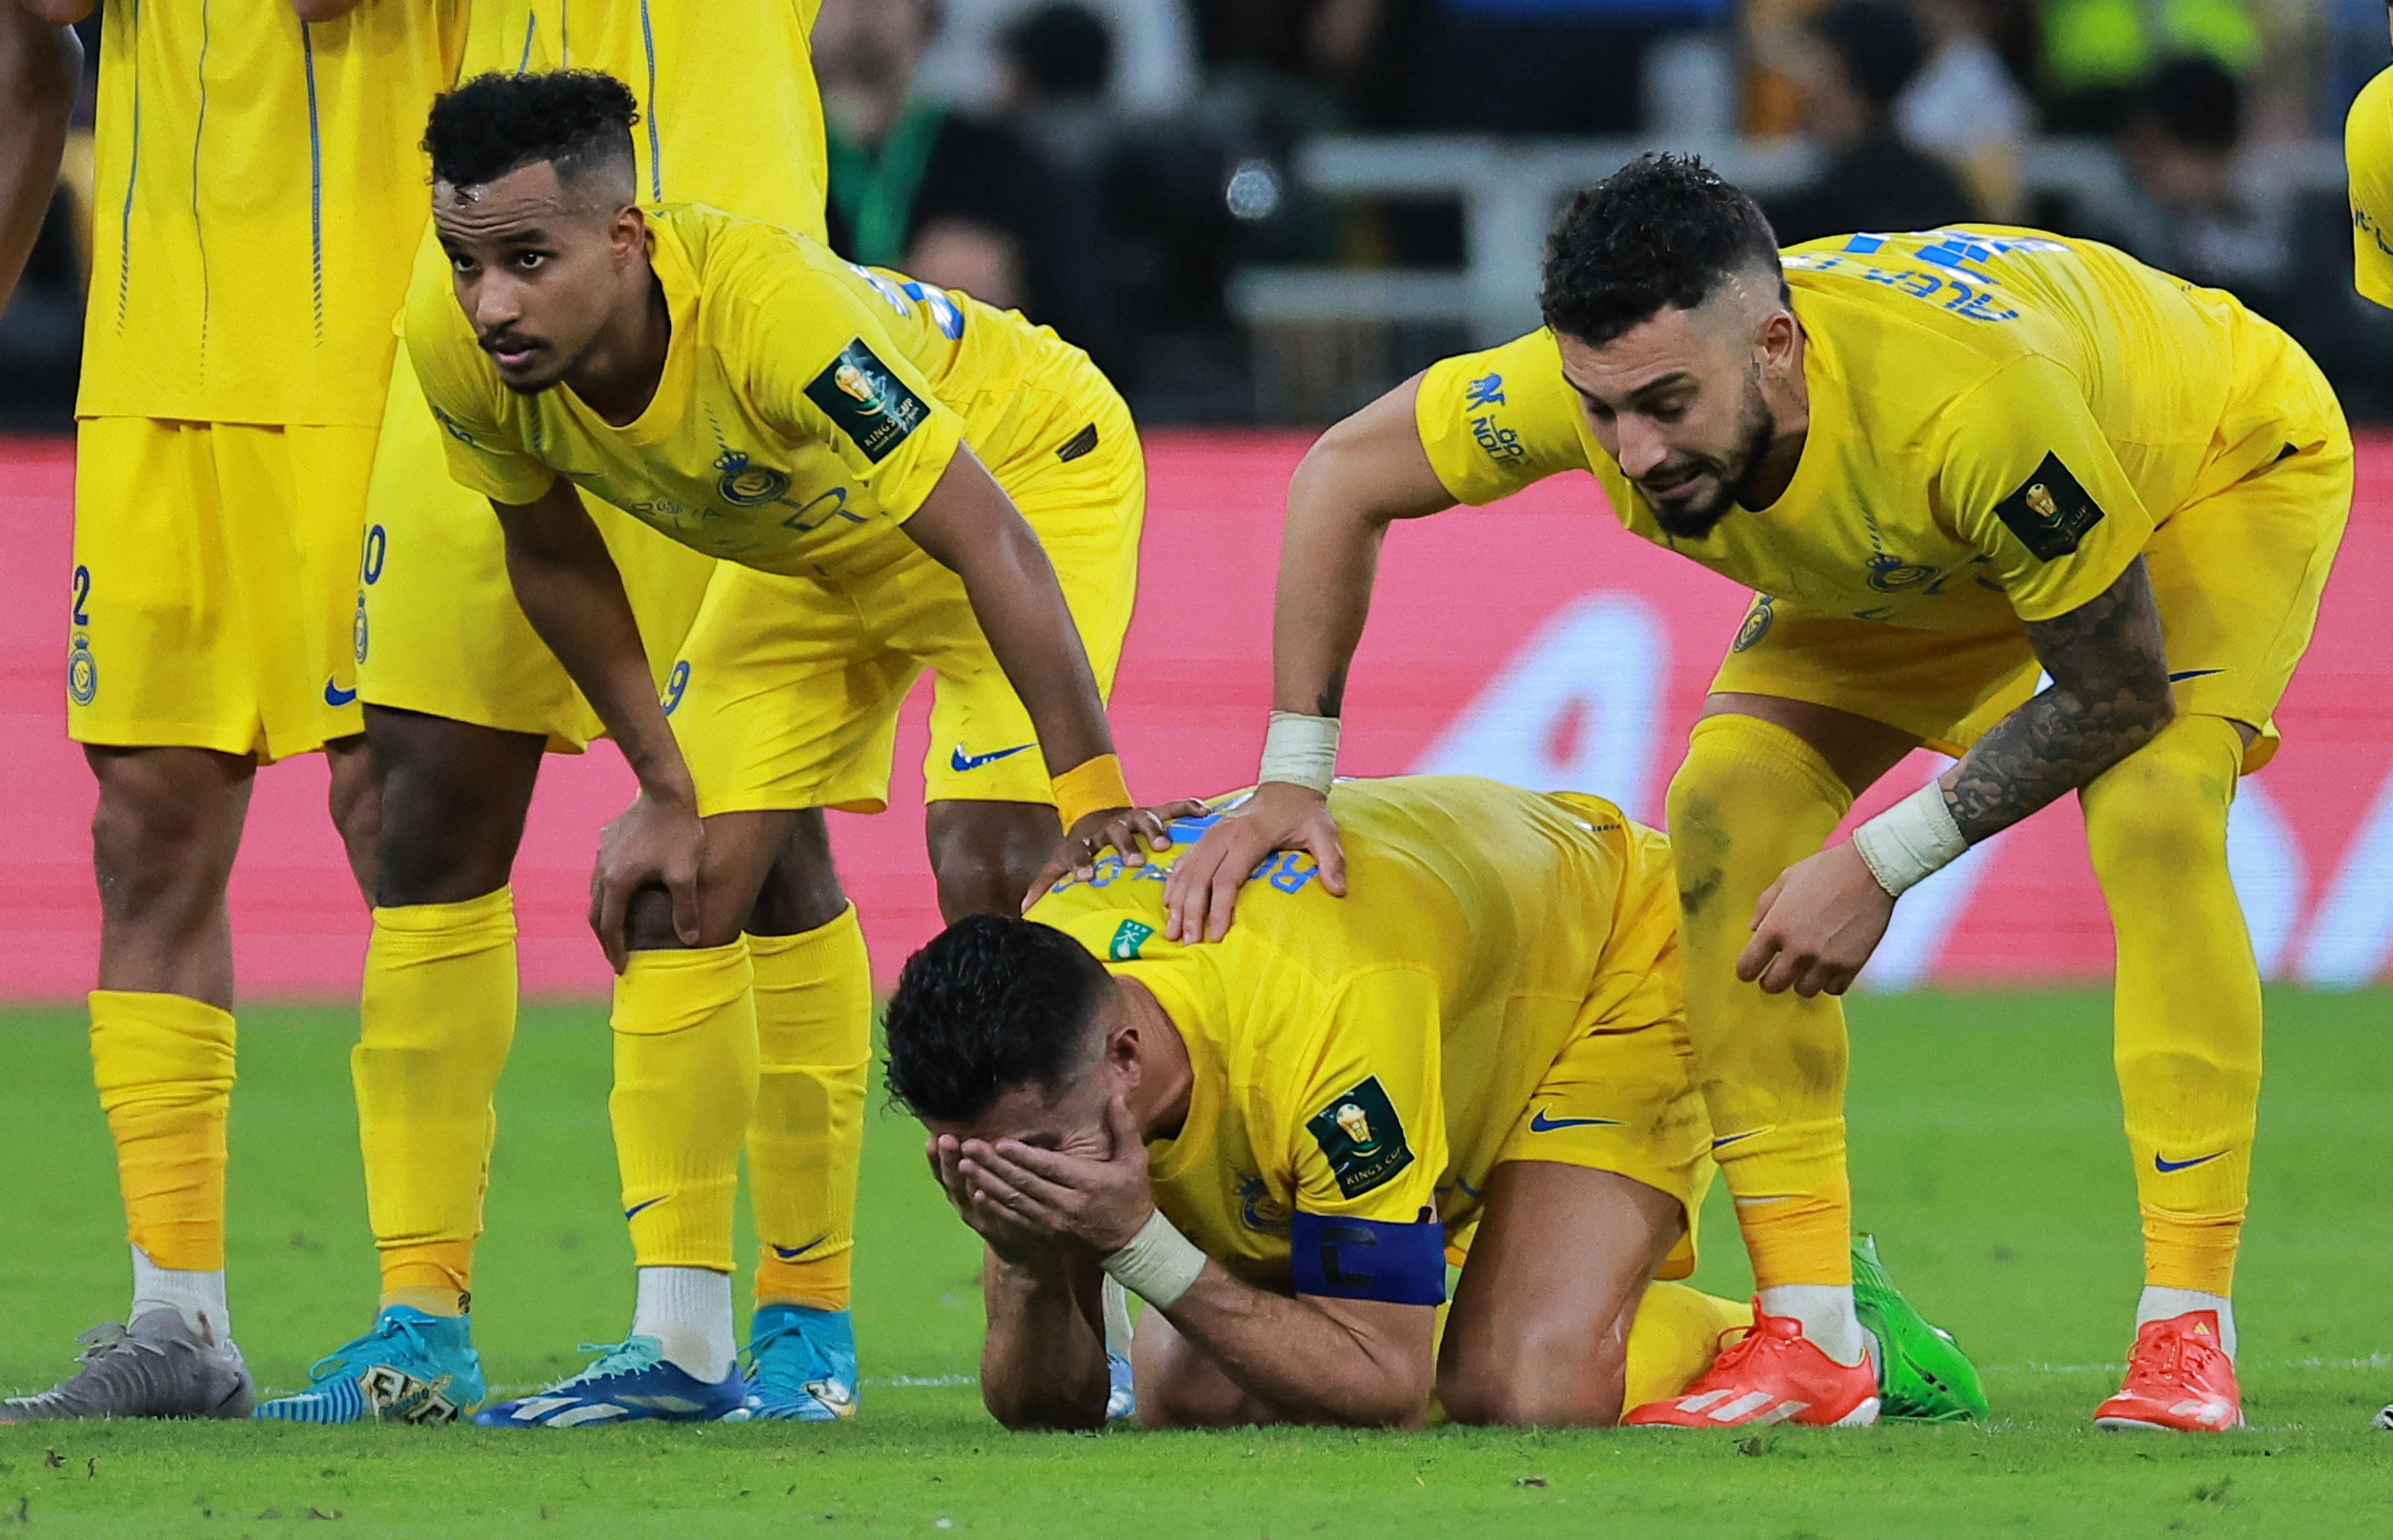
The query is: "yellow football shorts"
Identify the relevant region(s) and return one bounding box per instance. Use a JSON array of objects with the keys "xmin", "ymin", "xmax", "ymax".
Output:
[
  {"xmin": 1480, "ymin": 802, "xmax": 1714, "ymax": 1280},
  {"xmin": 355, "ymin": 334, "xmax": 722, "ymax": 750},
  {"xmin": 668, "ymin": 387, "xmax": 1145, "ymax": 817},
  {"xmin": 69, "ymin": 416, "xmax": 375, "ymax": 762},
  {"xmin": 1711, "ymin": 415, "xmax": 2353, "ymax": 776}
]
